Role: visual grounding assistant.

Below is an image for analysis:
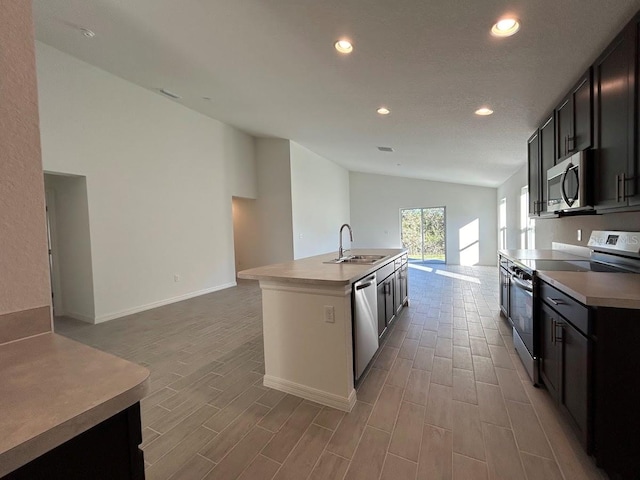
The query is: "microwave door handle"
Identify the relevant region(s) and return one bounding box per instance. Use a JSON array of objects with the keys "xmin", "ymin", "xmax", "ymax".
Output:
[{"xmin": 560, "ymin": 164, "xmax": 575, "ymax": 207}]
